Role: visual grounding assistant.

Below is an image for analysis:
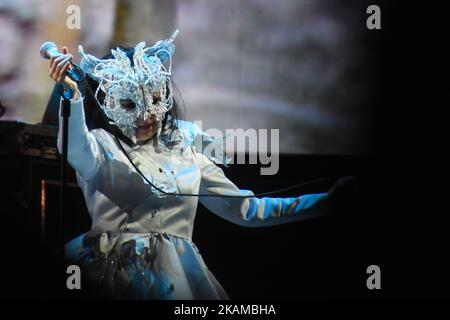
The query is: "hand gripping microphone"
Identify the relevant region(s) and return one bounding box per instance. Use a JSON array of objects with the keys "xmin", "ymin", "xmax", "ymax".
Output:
[{"xmin": 40, "ymin": 41, "xmax": 84, "ymax": 83}]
